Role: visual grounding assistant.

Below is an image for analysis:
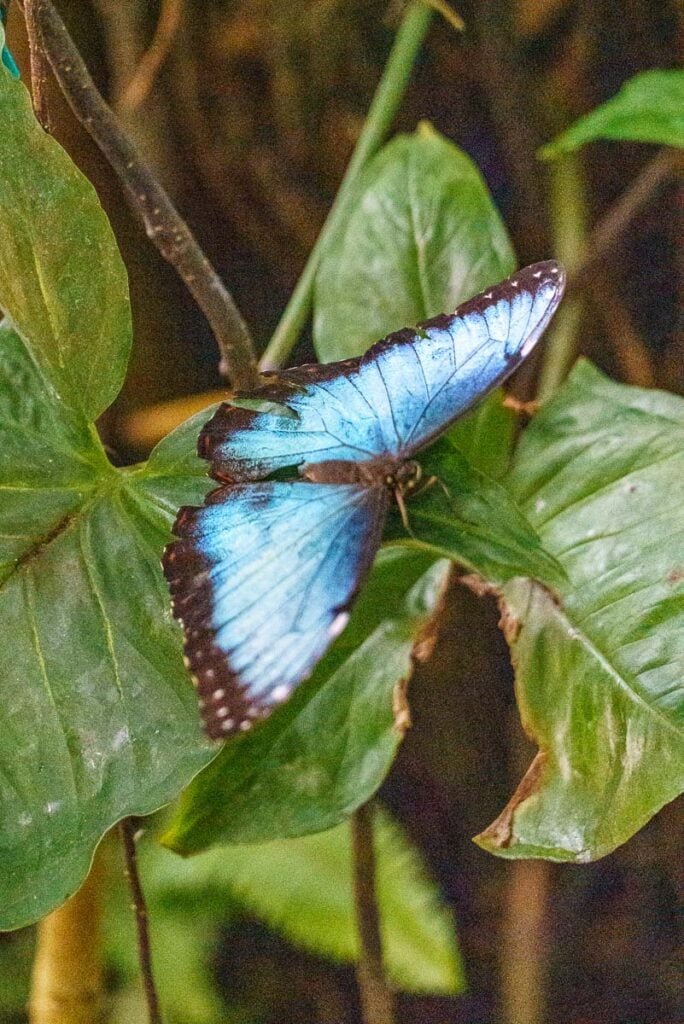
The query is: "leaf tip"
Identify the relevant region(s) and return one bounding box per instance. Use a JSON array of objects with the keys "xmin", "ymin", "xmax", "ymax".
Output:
[
  {"xmin": 416, "ymin": 118, "xmax": 437, "ymax": 140},
  {"xmin": 474, "ymin": 750, "xmax": 548, "ymax": 852}
]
